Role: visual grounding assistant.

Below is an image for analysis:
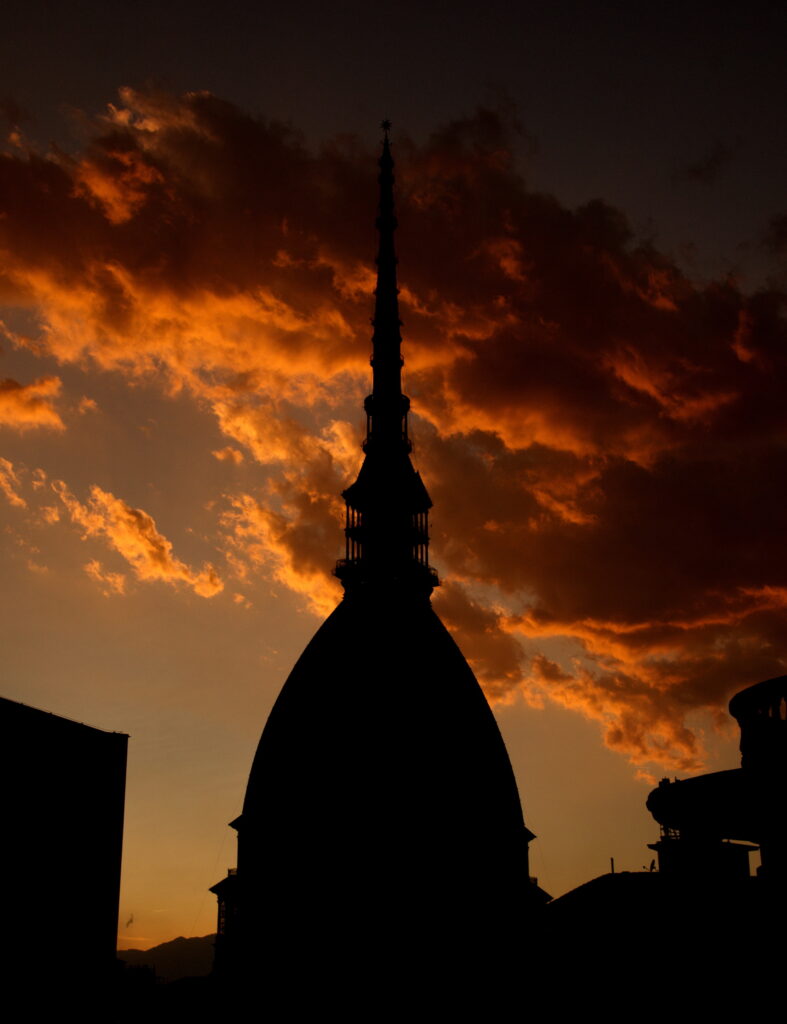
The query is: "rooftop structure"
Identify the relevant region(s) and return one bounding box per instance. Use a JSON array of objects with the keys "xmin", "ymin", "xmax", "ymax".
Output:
[{"xmin": 647, "ymin": 674, "xmax": 787, "ymax": 883}]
